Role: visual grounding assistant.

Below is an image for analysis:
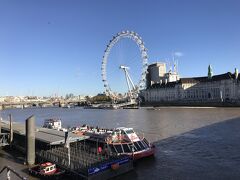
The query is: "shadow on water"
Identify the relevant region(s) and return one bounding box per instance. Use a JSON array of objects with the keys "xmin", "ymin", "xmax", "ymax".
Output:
[{"xmin": 116, "ymin": 116, "xmax": 240, "ymax": 180}]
